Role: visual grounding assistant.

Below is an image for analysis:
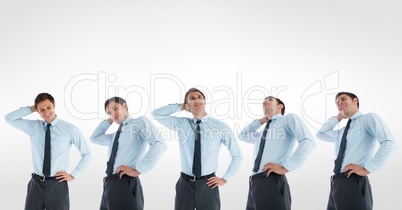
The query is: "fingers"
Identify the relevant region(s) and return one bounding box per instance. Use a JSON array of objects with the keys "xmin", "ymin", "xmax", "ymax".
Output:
[
  {"xmin": 266, "ymin": 169, "xmax": 273, "ymax": 177},
  {"xmin": 115, "ymin": 166, "xmax": 140, "ymax": 179},
  {"xmin": 55, "ymin": 171, "xmax": 70, "ymax": 182},
  {"xmin": 209, "ymin": 183, "xmax": 218, "ymax": 189},
  {"xmin": 206, "ymin": 177, "xmax": 216, "ymax": 186},
  {"xmin": 116, "ymin": 166, "xmax": 125, "ymax": 179},
  {"xmin": 261, "ymin": 162, "xmax": 272, "ymax": 172},
  {"xmin": 118, "ymin": 168, "xmax": 130, "ymax": 179},
  {"xmin": 344, "ymin": 164, "xmax": 369, "ymax": 177},
  {"xmin": 55, "ymin": 171, "xmax": 66, "ymax": 180},
  {"xmin": 206, "ymin": 177, "xmax": 220, "ymax": 189},
  {"xmin": 119, "ymin": 172, "xmax": 125, "ymax": 179},
  {"xmin": 55, "ymin": 171, "xmax": 66, "ymax": 176}
]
